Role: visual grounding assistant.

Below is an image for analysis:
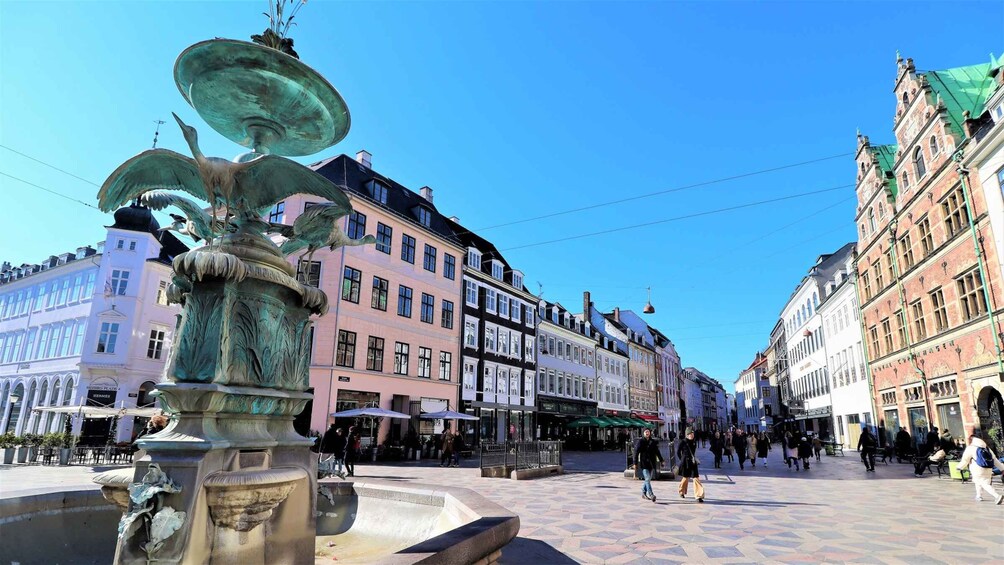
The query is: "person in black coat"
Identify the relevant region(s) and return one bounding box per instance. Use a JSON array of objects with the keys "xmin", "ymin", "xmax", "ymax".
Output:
[
  {"xmin": 320, "ymin": 425, "xmax": 348, "ymax": 478},
  {"xmin": 634, "ymin": 428, "xmax": 664, "ymax": 503},
  {"xmin": 895, "ymin": 427, "xmax": 913, "ymax": 461},
  {"xmin": 797, "ymin": 435, "xmax": 813, "ymax": 470},
  {"xmin": 858, "ymin": 427, "xmax": 877, "ymax": 472},
  {"xmin": 733, "ymin": 429, "xmax": 747, "ymax": 470},
  {"xmin": 709, "ymin": 431, "xmax": 723, "ymax": 469},
  {"xmin": 677, "ymin": 428, "xmax": 704, "ymax": 502},
  {"xmin": 344, "ymin": 426, "xmax": 359, "ymax": 477}
]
